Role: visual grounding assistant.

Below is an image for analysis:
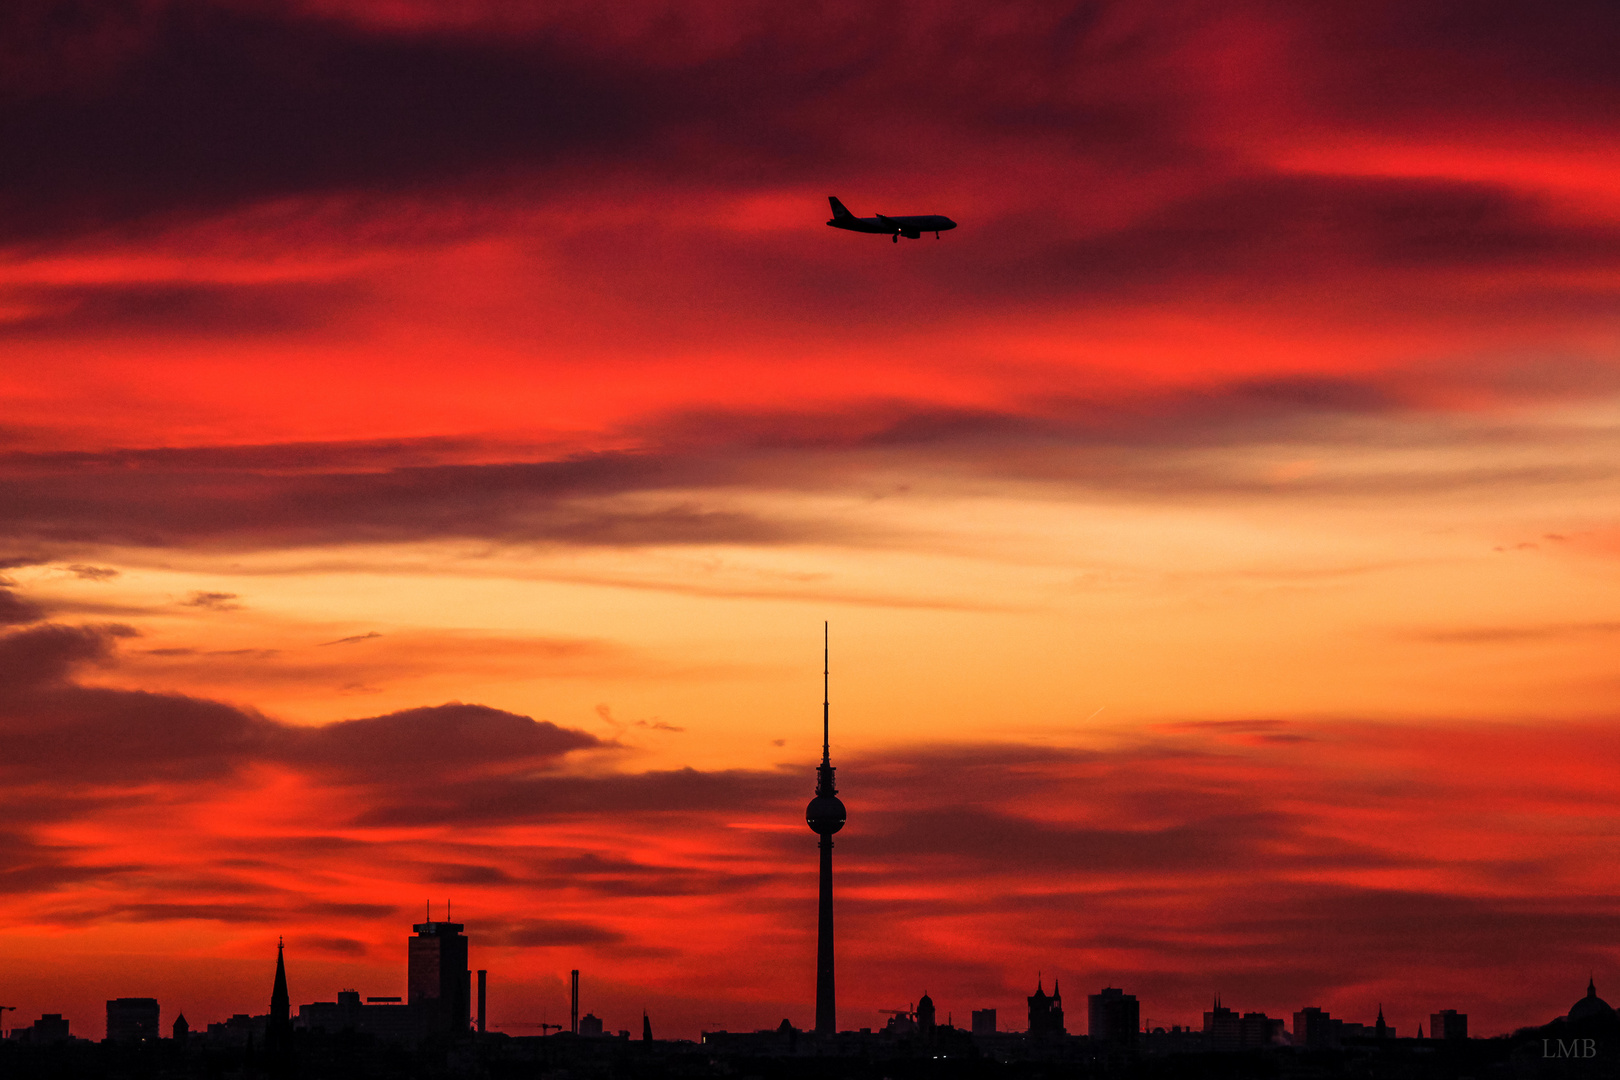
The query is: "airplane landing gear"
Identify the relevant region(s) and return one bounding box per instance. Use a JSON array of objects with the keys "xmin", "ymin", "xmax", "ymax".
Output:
[
  {"xmin": 935, "ymin": 231, "xmax": 940, "ymax": 238},
  {"xmin": 892, "ymin": 233, "xmax": 899, "ymax": 243}
]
